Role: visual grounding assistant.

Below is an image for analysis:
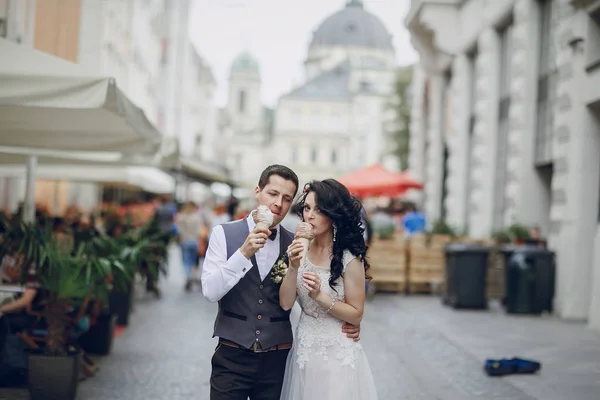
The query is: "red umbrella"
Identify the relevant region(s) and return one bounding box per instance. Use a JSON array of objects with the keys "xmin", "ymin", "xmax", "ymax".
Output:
[{"xmin": 336, "ymin": 163, "xmax": 423, "ymax": 198}]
